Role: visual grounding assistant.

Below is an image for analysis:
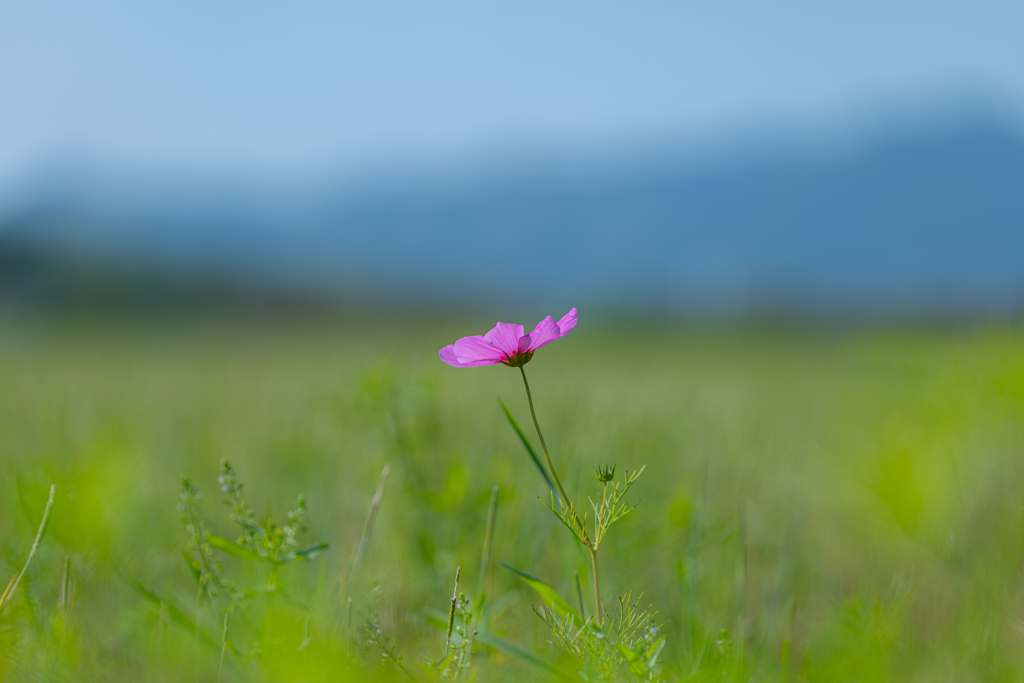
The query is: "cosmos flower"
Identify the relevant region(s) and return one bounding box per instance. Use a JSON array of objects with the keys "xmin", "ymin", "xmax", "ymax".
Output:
[{"xmin": 439, "ymin": 308, "xmax": 577, "ymax": 368}]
